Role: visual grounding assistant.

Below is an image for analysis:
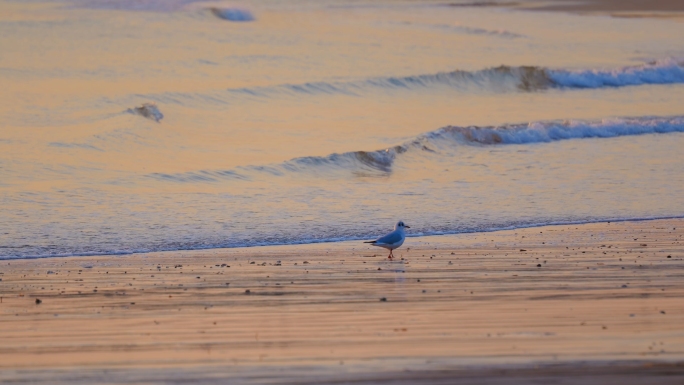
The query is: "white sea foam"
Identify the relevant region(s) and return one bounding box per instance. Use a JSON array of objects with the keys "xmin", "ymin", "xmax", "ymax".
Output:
[
  {"xmin": 432, "ymin": 116, "xmax": 684, "ymax": 145},
  {"xmin": 548, "ymin": 58, "xmax": 684, "ymax": 88}
]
